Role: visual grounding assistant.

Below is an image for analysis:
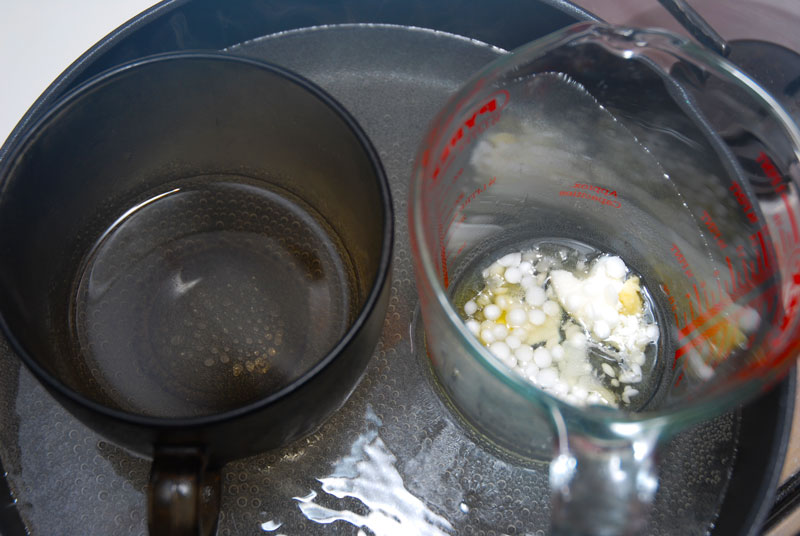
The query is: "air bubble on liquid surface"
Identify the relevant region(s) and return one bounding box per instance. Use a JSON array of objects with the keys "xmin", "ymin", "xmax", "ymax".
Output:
[{"xmin": 294, "ymin": 405, "xmax": 453, "ymax": 535}]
